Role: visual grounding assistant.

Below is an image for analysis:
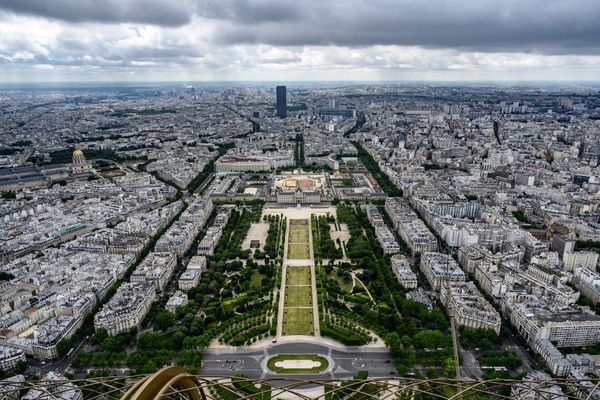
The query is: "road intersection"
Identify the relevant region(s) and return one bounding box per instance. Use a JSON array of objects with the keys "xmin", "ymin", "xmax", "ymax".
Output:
[{"xmin": 201, "ymin": 340, "xmax": 396, "ymax": 383}]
